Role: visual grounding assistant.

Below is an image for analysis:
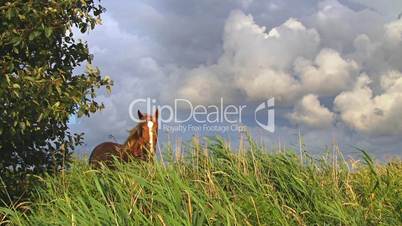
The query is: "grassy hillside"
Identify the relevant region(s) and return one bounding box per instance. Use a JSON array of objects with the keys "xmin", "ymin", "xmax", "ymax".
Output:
[{"xmin": 1, "ymin": 137, "xmax": 401, "ymax": 225}]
